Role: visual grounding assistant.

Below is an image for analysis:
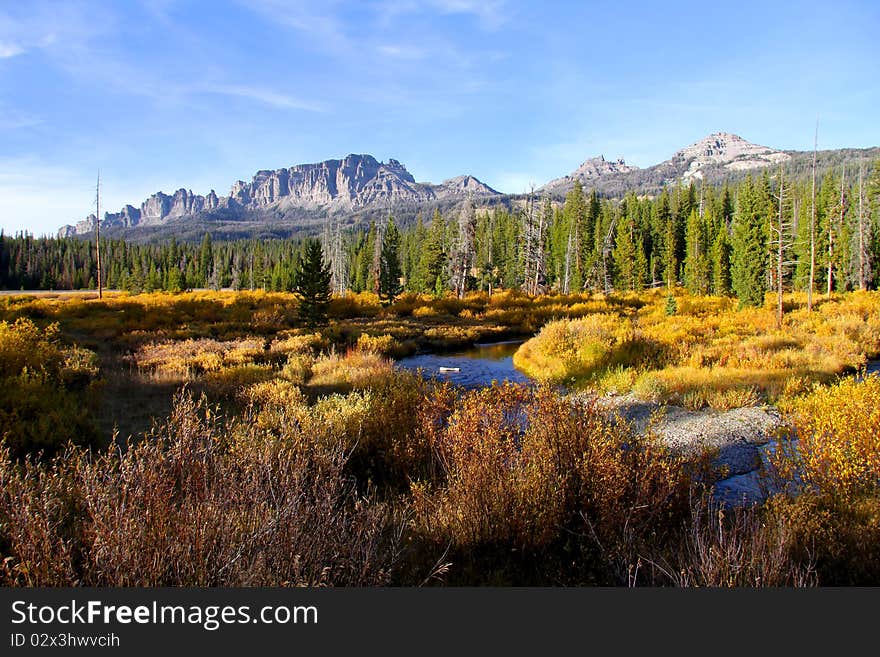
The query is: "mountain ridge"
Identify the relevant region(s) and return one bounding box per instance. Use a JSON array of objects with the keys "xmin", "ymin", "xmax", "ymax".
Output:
[
  {"xmin": 539, "ymin": 132, "xmax": 793, "ymax": 195},
  {"xmin": 59, "ymin": 134, "xmax": 880, "ymax": 241},
  {"xmin": 59, "ymin": 154, "xmax": 500, "ymax": 239}
]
